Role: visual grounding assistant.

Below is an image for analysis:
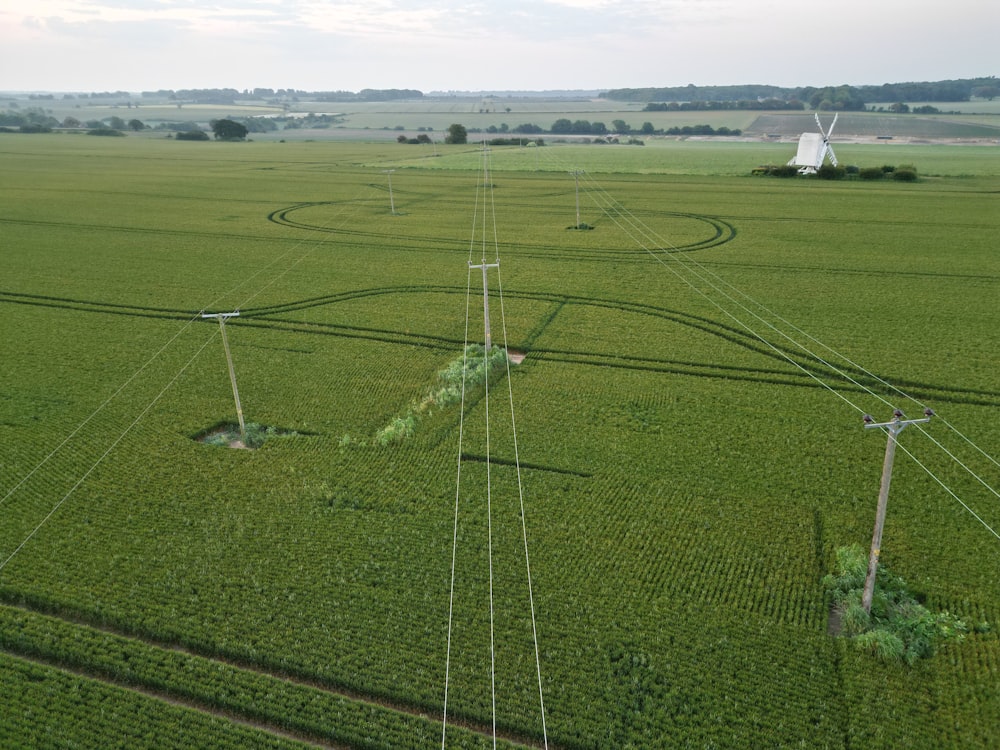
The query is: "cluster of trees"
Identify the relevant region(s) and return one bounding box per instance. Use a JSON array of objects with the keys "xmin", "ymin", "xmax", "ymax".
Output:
[
  {"xmin": 550, "ymin": 118, "xmax": 739, "ymax": 137},
  {"xmin": 397, "ymin": 133, "xmax": 433, "ymax": 144},
  {"xmin": 645, "ymin": 99, "xmax": 804, "ymax": 111},
  {"xmin": 392, "ymin": 120, "xmax": 740, "ymax": 143},
  {"xmin": 606, "ymin": 77, "xmax": 1000, "ymax": 109},
  {"xmin": 551, "ymin": 118, "xmax": 612, "ymax": 135},
  {"xmin": 171, "ymin": 119, "xmax": 250, "ymax": 141},
  {"xmin": 0, "ymin": 108, "xmax": 147, "ymax": 133}
]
